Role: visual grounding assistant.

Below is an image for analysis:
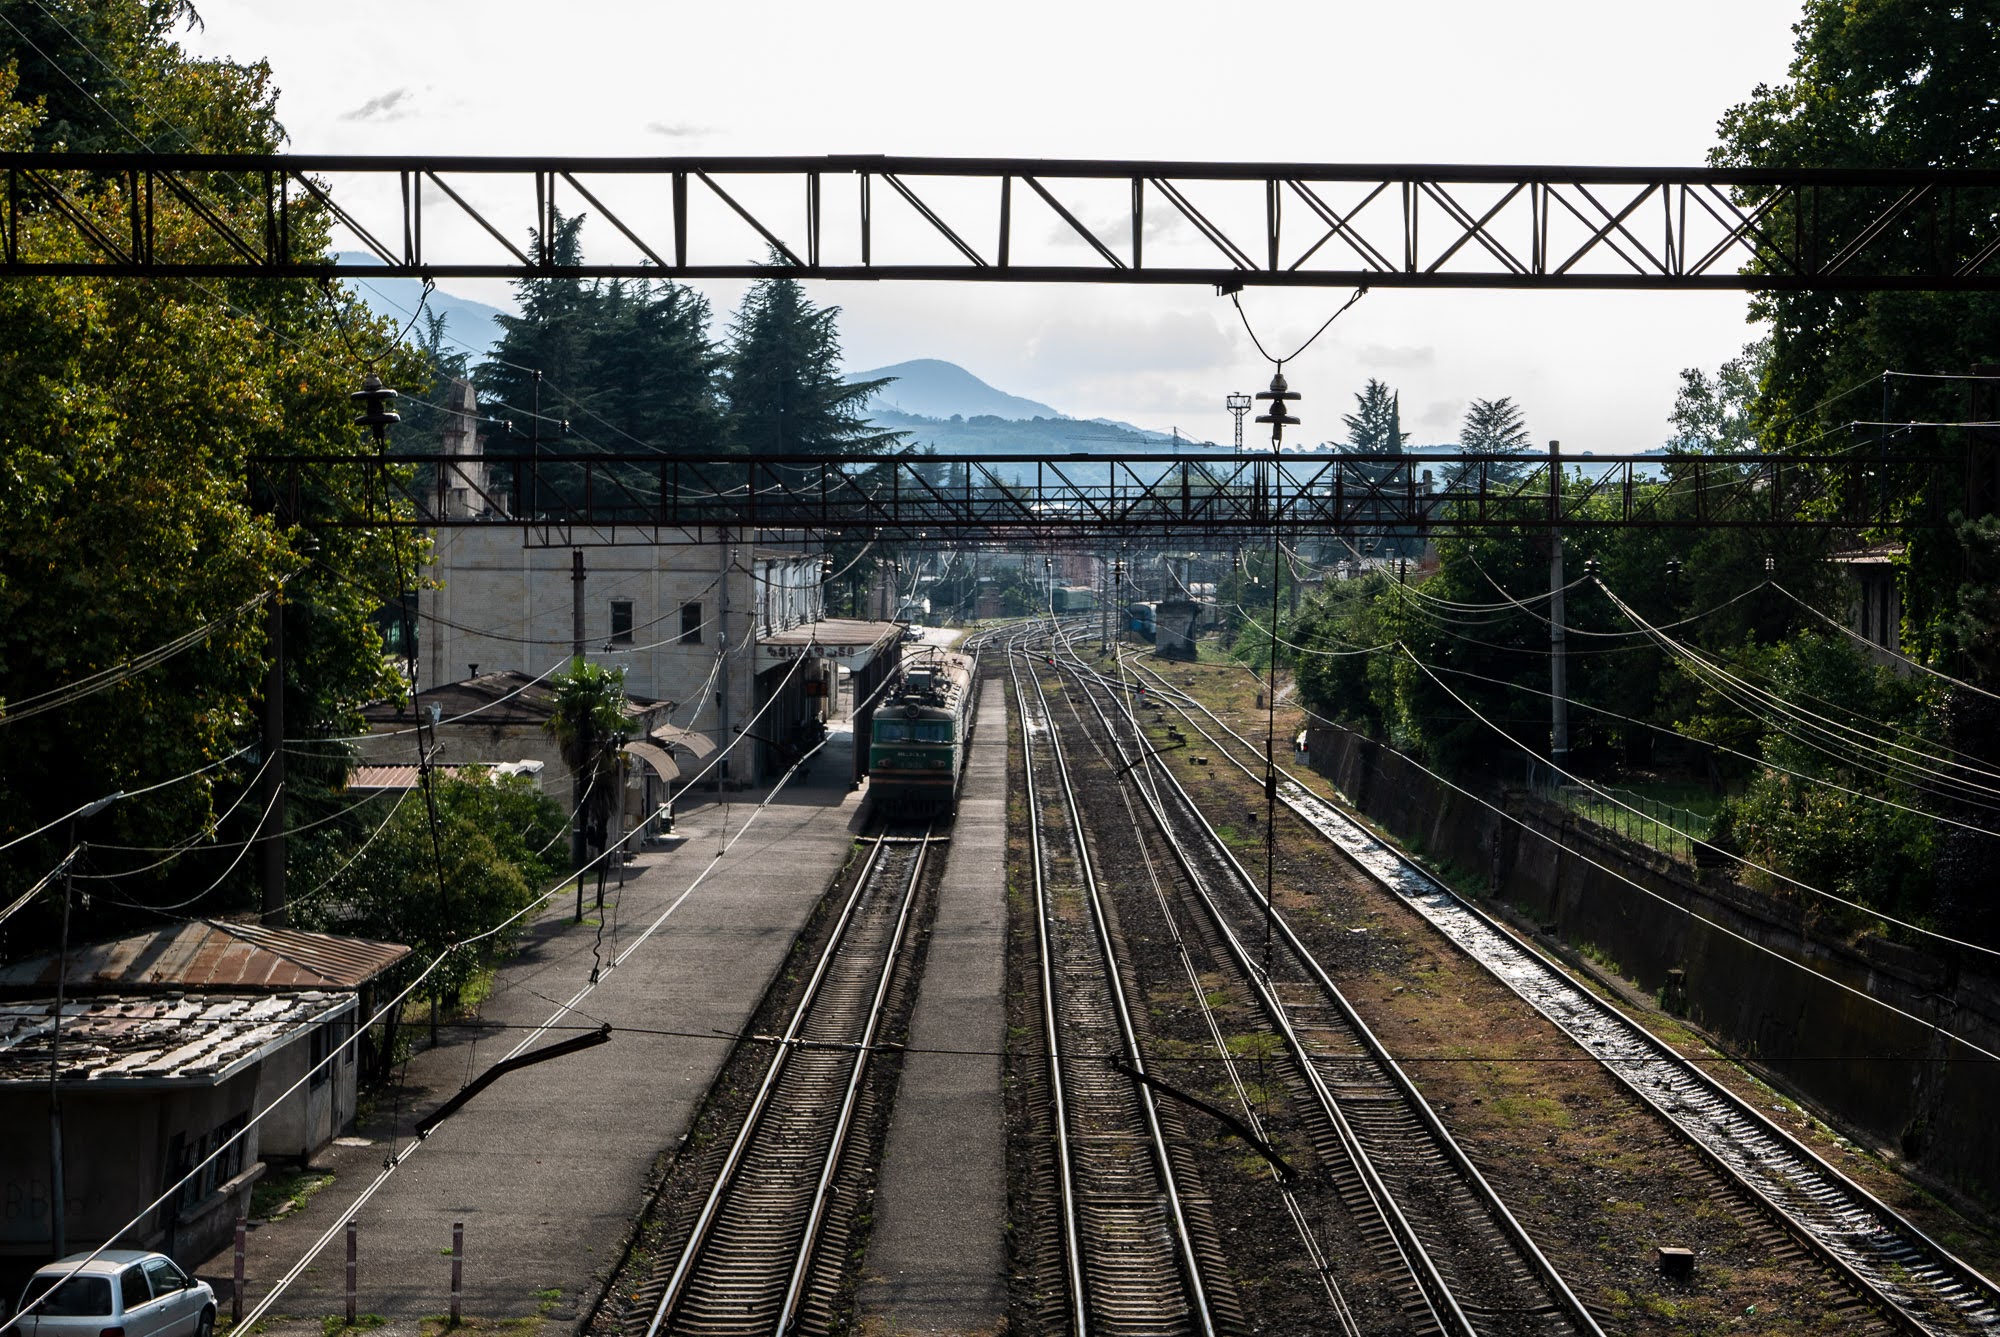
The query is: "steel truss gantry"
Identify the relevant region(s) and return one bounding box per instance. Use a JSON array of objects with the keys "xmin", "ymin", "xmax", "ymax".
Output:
[
  {"xmin": 6, "ymin": 154, "xmax": 2000, "ymax": 289},
  {"xmin": 249, "ymin": 450, "xmax": 1955, "ymax": 547}
]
